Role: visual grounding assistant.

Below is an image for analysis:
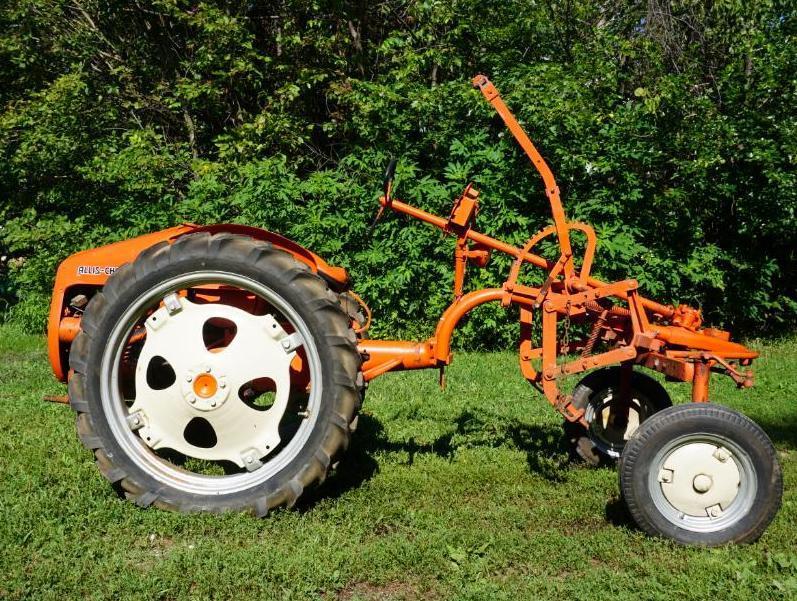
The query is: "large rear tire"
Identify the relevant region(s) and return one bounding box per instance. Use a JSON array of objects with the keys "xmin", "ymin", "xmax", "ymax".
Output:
[{"xmin": 68, "ymin": 232, "xmax": 362, "ymax": 514}]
